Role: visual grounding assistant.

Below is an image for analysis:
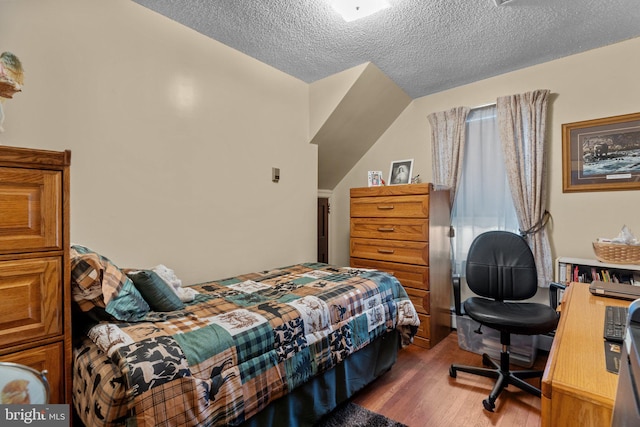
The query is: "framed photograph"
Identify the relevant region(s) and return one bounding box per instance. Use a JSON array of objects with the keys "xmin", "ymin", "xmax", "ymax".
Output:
[
  {"xmin": 562, "ymin": 112, "xmax": 640, "ymax": 192},
  {"xmin": 367, "ymin": 171, "xmax": 384, "ymax": 187},
  {"xmin": 388, "ymin": 159, "xmax": 414, "ymax": 185}
]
